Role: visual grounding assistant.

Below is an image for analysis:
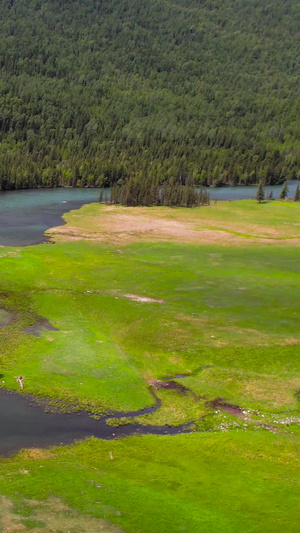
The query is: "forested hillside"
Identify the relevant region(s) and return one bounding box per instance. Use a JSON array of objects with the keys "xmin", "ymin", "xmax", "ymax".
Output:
[{"xmin": 0, "ymin": 0, "xmax": 299, "ymax": 189}]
